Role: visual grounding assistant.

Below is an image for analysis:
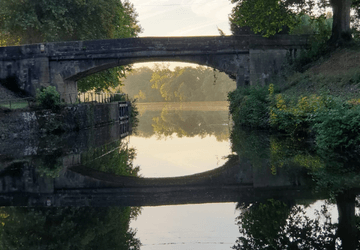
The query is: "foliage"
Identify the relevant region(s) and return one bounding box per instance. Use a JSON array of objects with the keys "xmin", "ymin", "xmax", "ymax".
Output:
[
  {"xmin": 0, "ymin": 206, "xmax": 141, "ymax": 250},
  {"xmin": 0, "ymin": 0, "xmax": 142, "ymax": 92},
  {"xmin": 119, "ymin": 65, "xmax": 236, "ymax": 102},
  {"xmin": 312, "ymin": 102, "xmax": 360, "ymax": 152},
  {"xmin": 229, "ymin": 0, "xmax": 354, "ymax": 45},
  {"xmin": 78, "ymin": 67, "xmax": 130, "ymax": 93},
  {"xmin": 229, "ymin": 0, "xmax": 297, "ymax": 37},
  {"xmin": 269, "ymin": 92, "xmax": 330, "ymax": 135},
  {"xmin": 269, "ymin": 87, "xmax": 360, "ymax": 152},
  {"xmin": 228, "ymin": 85, "xmax": 270, "ymax": 128},
  {"xmin": 36, "ymin": 86, "xmax": 61, "ymax": 111},
  {"xmin": 290, "ymin": 14, "xmax": 333, "ymax": 72},
  {"xmin": 0, "ymin": 0, "xmax": 141, "ymax": 45},
  {"xmin": 230, "ymin": 81, "xmax": 360, "ymax": 152}
]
